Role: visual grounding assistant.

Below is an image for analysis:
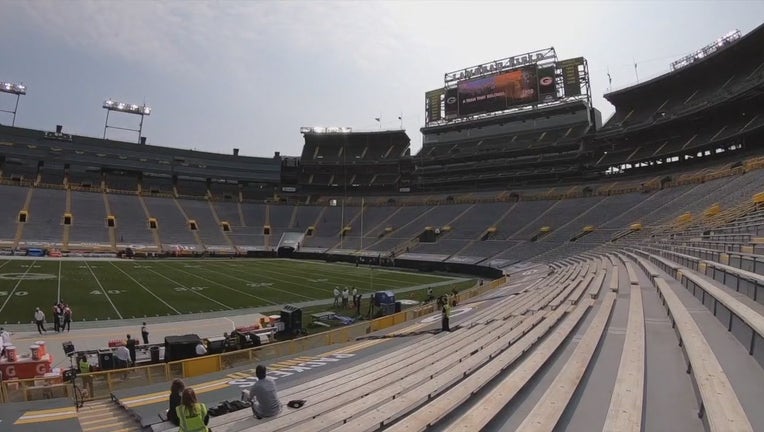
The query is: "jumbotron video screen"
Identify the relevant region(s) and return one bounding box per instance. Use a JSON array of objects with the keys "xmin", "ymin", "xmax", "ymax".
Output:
[
  {"xmin": 452, "ymin": 66, "xmax": 538, "ymax": 116},
  {"xmin": 425, "ymin": 51, "xmax": 585, "ymax": 124}
]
